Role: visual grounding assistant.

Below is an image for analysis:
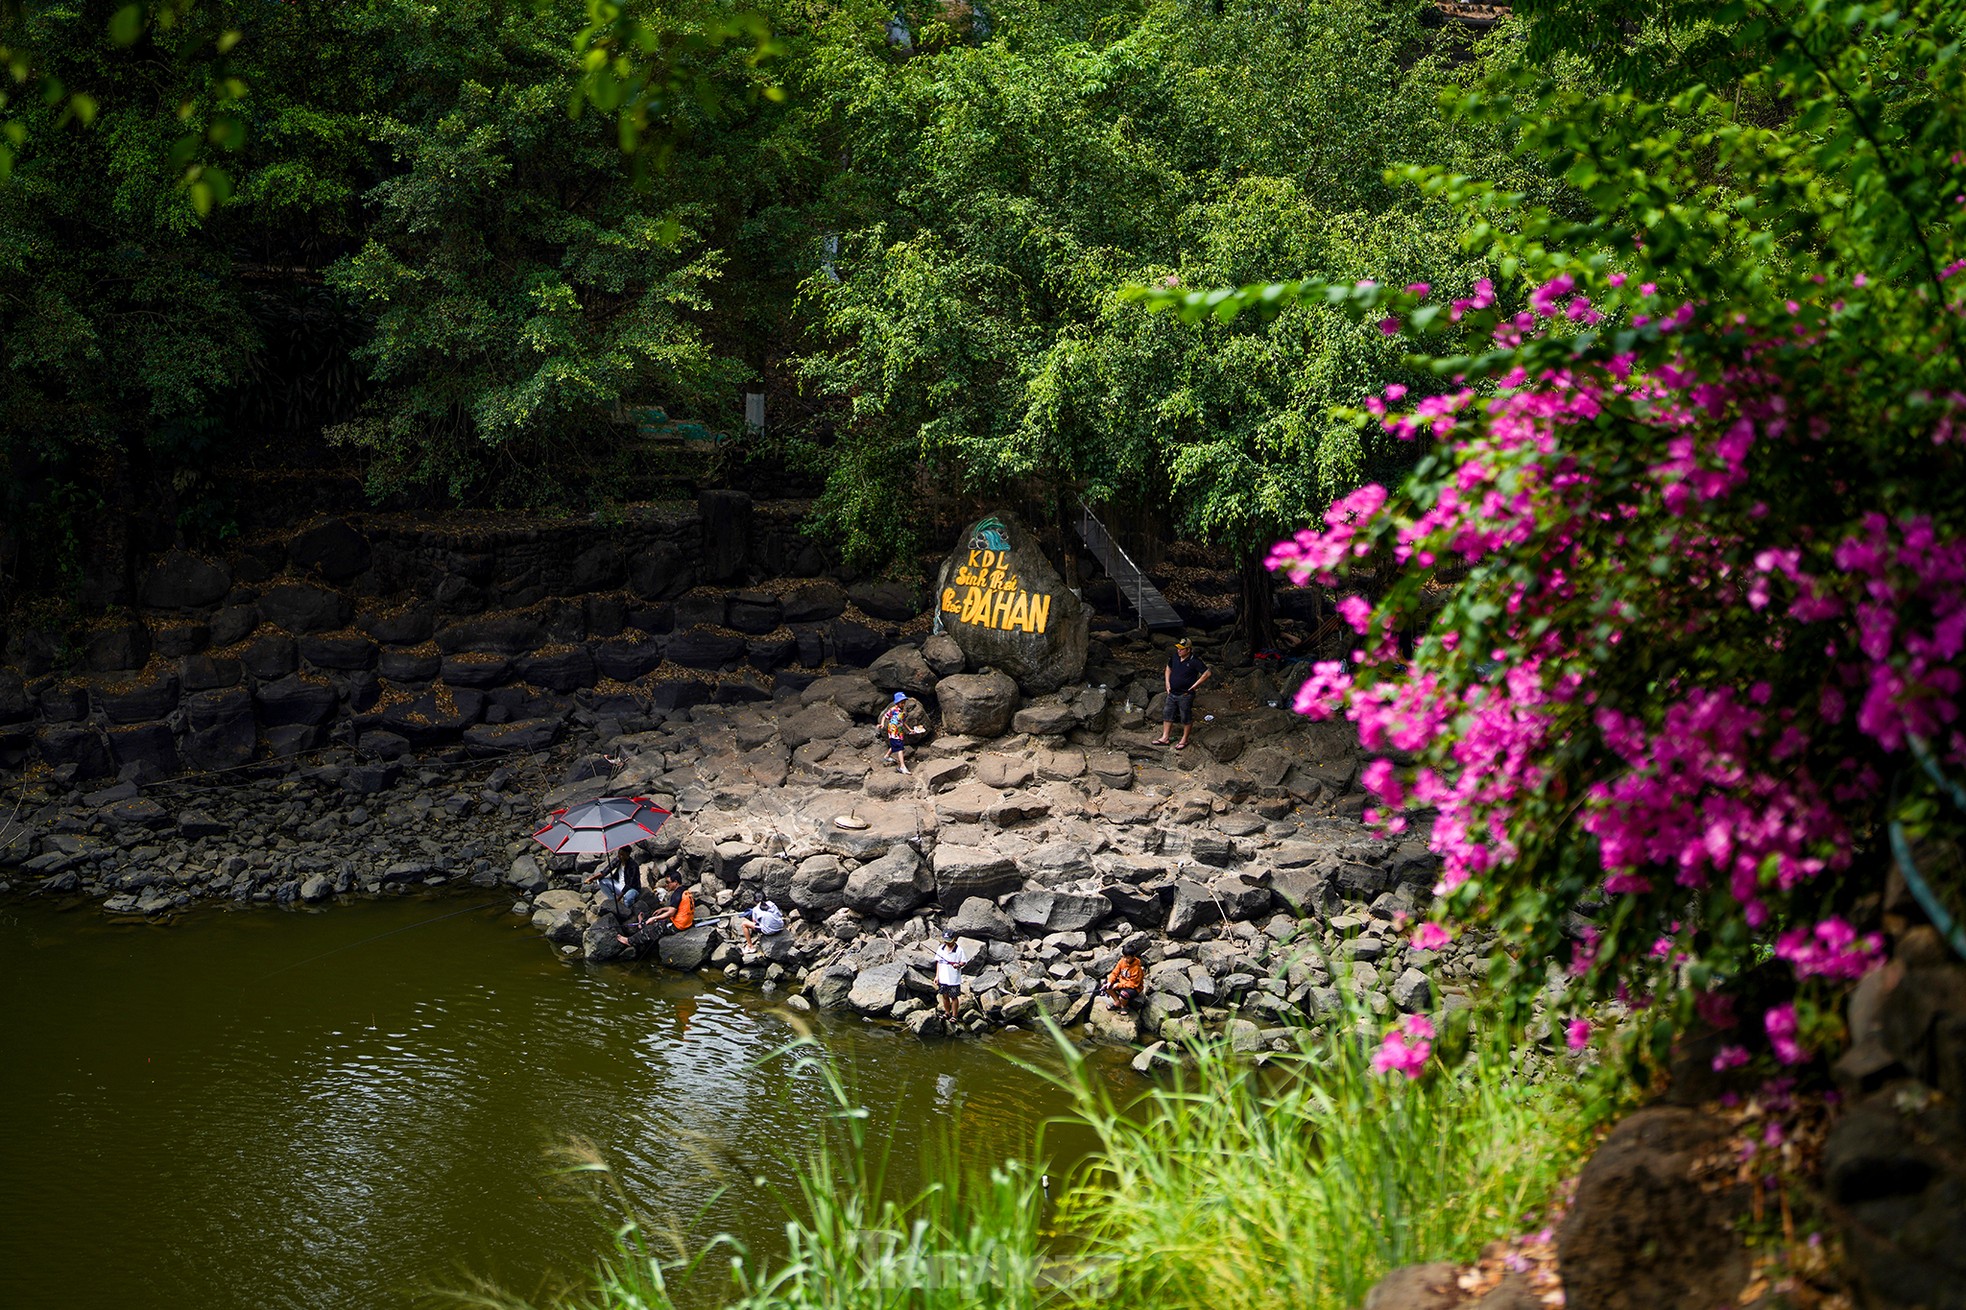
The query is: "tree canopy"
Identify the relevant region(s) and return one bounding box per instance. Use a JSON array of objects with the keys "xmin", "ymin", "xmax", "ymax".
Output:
[{"xmin": 1, "ymin": 0, "xmax": 1540, "ymax": 604}]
